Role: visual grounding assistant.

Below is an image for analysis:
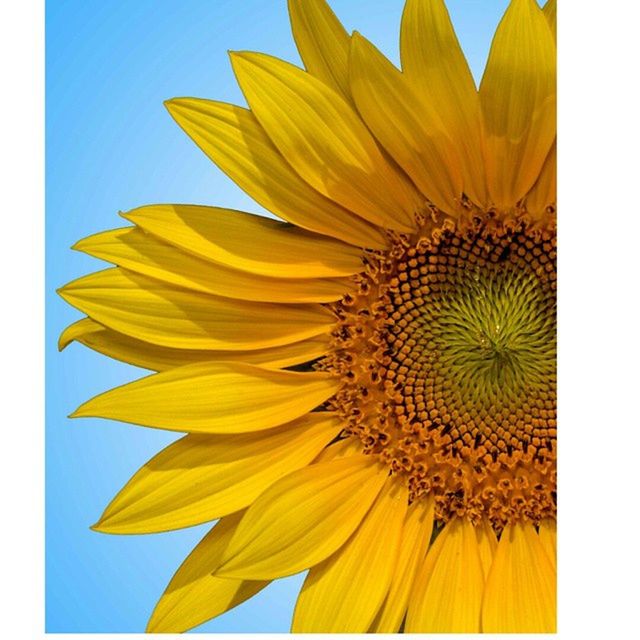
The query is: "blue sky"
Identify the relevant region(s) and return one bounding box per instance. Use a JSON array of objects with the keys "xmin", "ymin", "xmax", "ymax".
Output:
[{"xmin": 46, "ymin": 0, "xmax": 511, "ymax": 632}]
